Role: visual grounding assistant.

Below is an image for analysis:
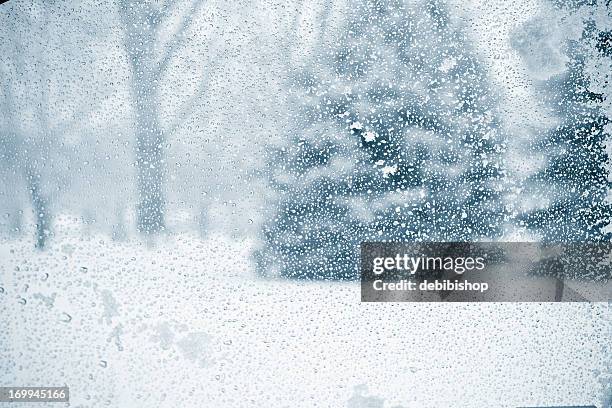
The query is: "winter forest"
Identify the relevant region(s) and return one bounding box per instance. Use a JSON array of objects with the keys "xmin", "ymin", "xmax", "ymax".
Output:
[{"xmin": 1, "ymin": 0, "xmax": 611, "ymax": 407}]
